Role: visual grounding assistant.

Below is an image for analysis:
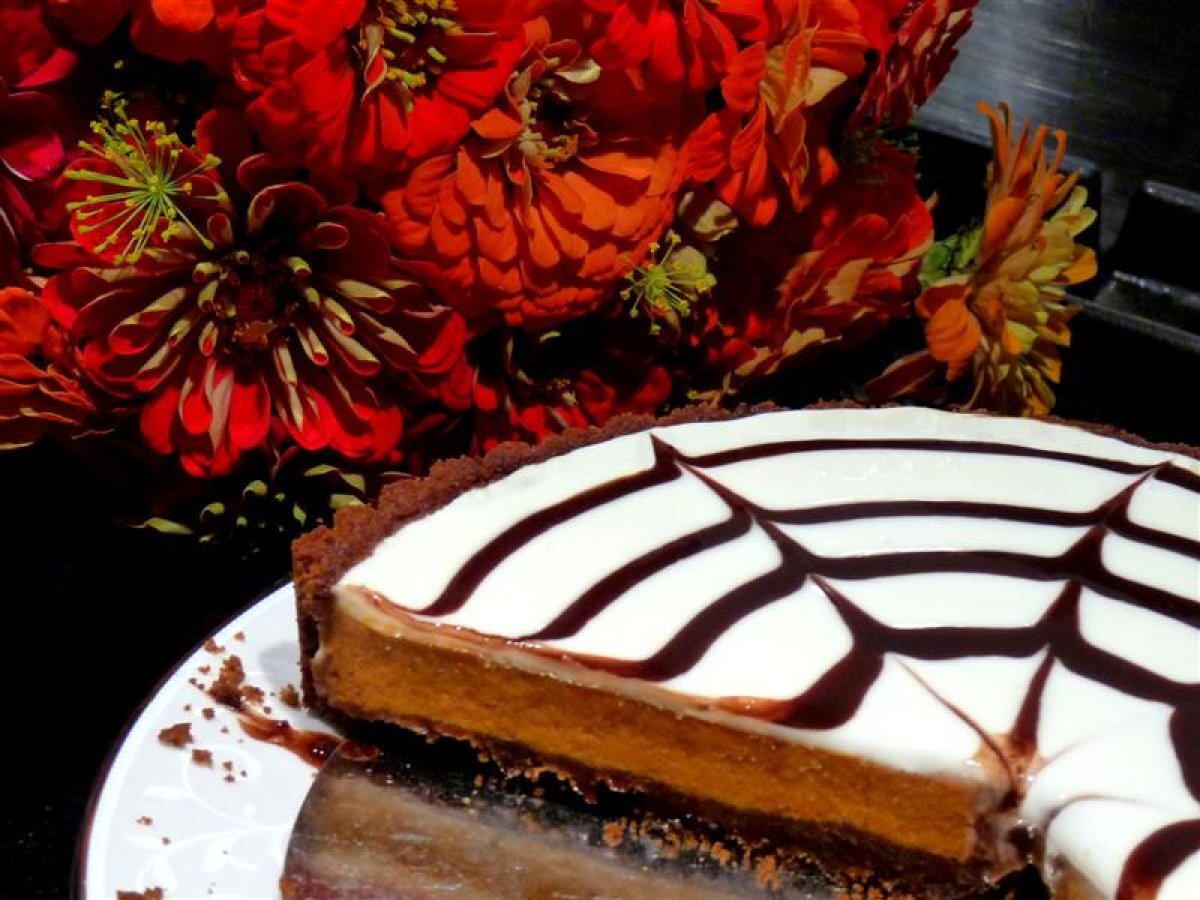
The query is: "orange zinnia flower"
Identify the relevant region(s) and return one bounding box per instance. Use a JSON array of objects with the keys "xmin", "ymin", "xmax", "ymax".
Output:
[
  {"xmin": 868, "ymin": 102, "xmax": 1097, "ymax": 415},
  {"xmin": 381, "ymin": 17, "xmax": 682, "ymax": 330},
  {"xmin": 0, "ymin": 286, "xmax": 96, "ymax": 449},
  {"xmin": 685, "ymin": 0, "xmax": 865, "ymax": 227}
]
